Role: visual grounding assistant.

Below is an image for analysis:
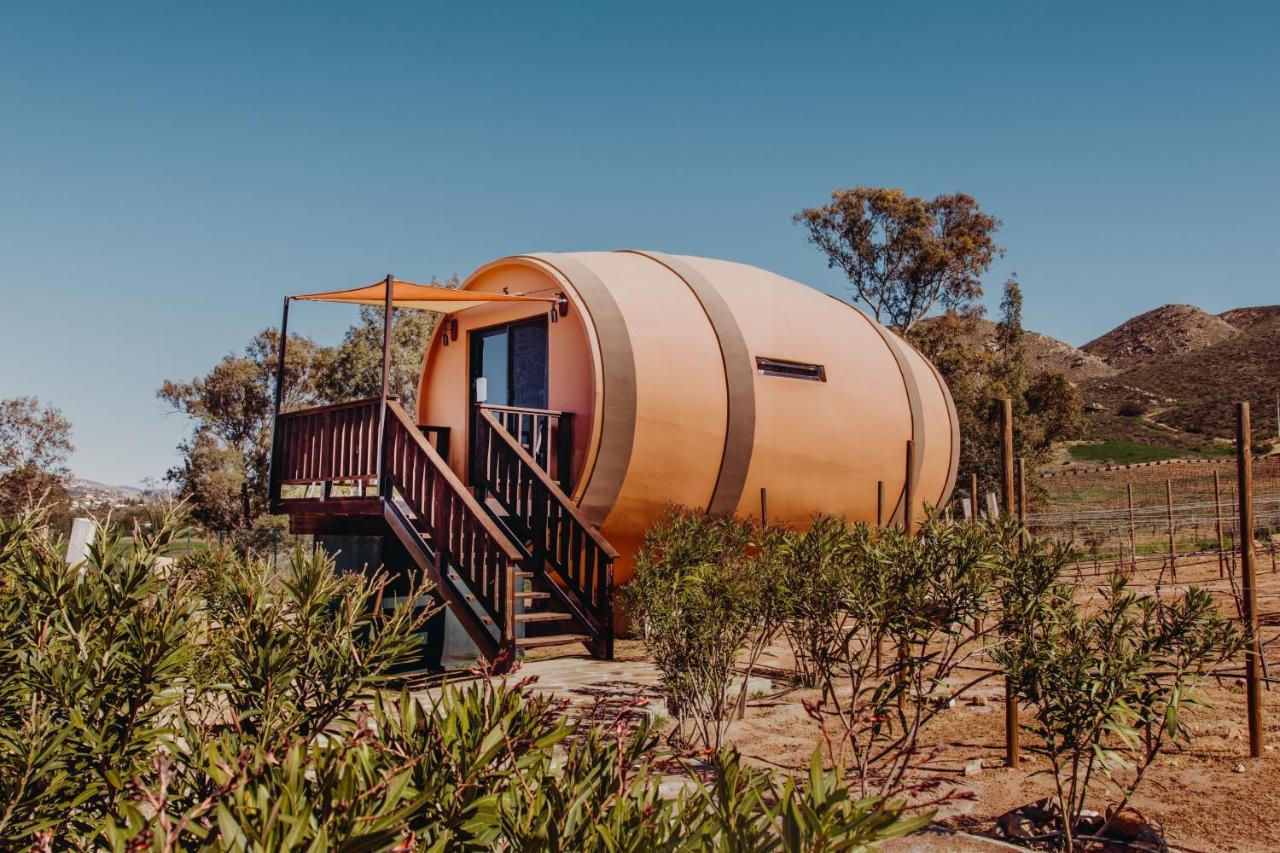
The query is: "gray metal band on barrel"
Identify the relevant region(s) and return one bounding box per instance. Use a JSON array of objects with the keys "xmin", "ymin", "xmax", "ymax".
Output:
[
  {"xmin": 525, "ymin": 253, "xmax": 638, "ymax": 526},
  {"xmin": 830, "ymin": 295, "xmax": 925, "ymax": 525},
  {"xmin": 620, "ymin": 250, "xmax": 757, "ymax": 516}
]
